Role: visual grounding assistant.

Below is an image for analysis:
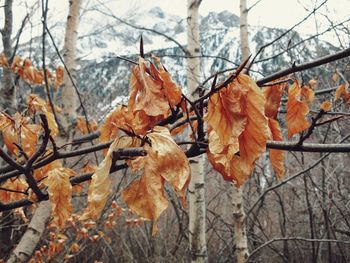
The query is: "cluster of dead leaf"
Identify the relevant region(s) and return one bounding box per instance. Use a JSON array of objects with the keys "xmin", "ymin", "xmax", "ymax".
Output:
[
  {"xmin": 1, "ymin": 54, "xmax": 342, "ymax": 237},
  {"xmin": 0, "ymin": 53, "xmax": 64, "ymax": 89}
]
